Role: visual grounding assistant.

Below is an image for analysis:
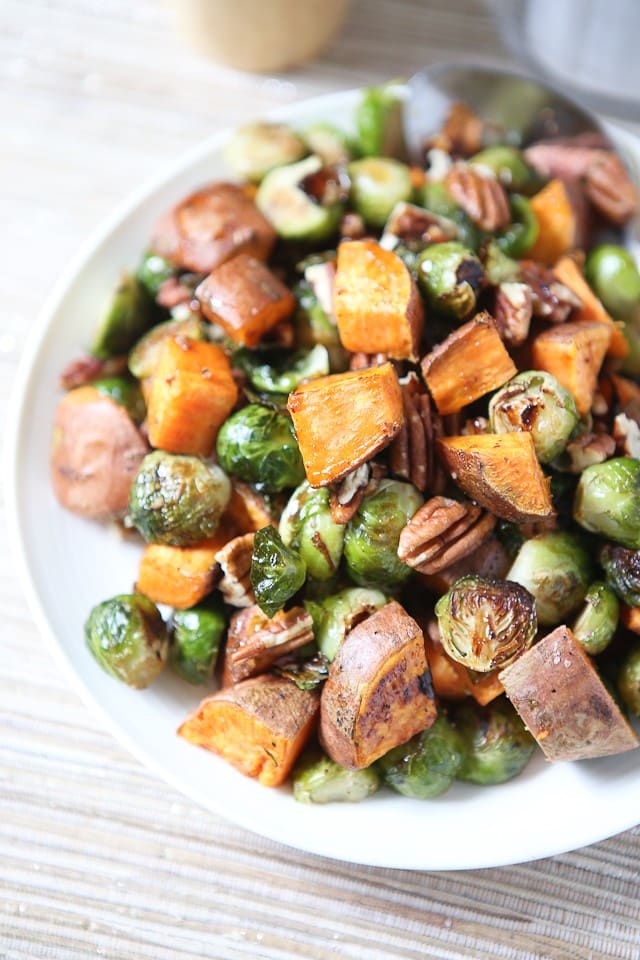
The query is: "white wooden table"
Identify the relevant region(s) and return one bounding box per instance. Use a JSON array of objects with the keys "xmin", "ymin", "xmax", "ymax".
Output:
[{"xmin": 3, "ymin": 2, "xmax": 640, "ymax": 957}]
